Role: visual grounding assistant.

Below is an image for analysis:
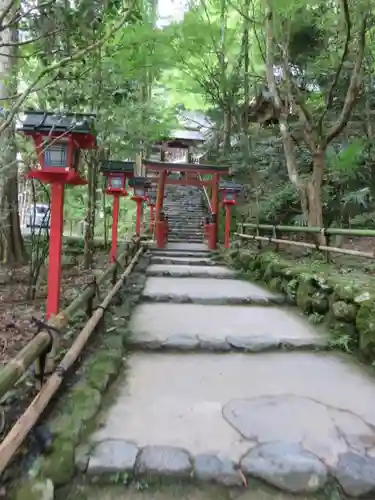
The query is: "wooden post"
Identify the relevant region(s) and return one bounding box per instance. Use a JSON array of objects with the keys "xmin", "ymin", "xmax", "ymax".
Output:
[
  {"xmin": 210, "ymin": 174, "xmax": 219, "ymax": 248},
  {"xmin": 110, "ymin": 194, "xmax": 119, "ymax": 262},
  {"xmin": 155, "ymin": 170, "xmax": 166, "ymax": 248},
  {"xmin": 224, "ymin": 204, "xmax": 231, "ymax": 248}
]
